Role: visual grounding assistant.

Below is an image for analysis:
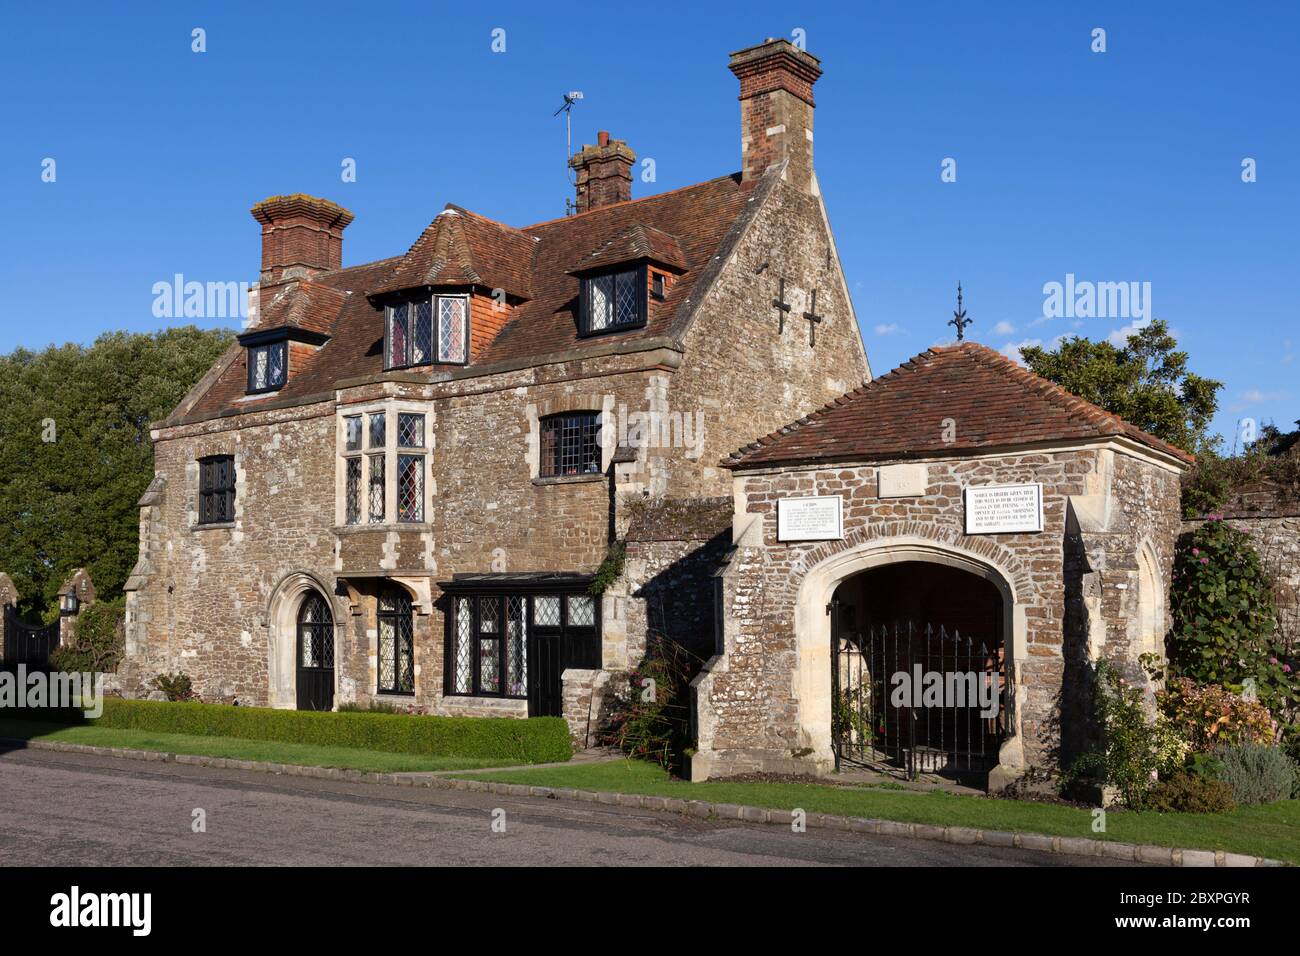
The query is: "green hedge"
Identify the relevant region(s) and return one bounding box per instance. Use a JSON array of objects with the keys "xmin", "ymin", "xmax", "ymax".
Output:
[{"xmin": 90, "ymin": 699, "xmax": 572, "ymax": 764}]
